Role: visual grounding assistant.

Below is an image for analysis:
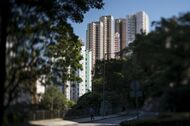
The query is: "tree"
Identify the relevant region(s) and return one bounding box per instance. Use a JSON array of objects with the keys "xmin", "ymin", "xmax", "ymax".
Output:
[
  {"xmin": 0, "ymin": 0, "xmax": 104, "ymax": 124},
  {"xmin": 126, "ymin": 12, "xmax": 190, "ymax": 111},
  {"xmin": 92, "ymin": 59, "xmax": 132, "ymax": 113},
  {"xmin": 41, "ymin": 85, "xmax": 67, "ymax": 111},
  {"xmin": 65, "ymin": 92, "xmax": 101, "ymax": 118},
  {"xmin": 44, "ymin": 29, "xmax": 83, "ymax": 94}
]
